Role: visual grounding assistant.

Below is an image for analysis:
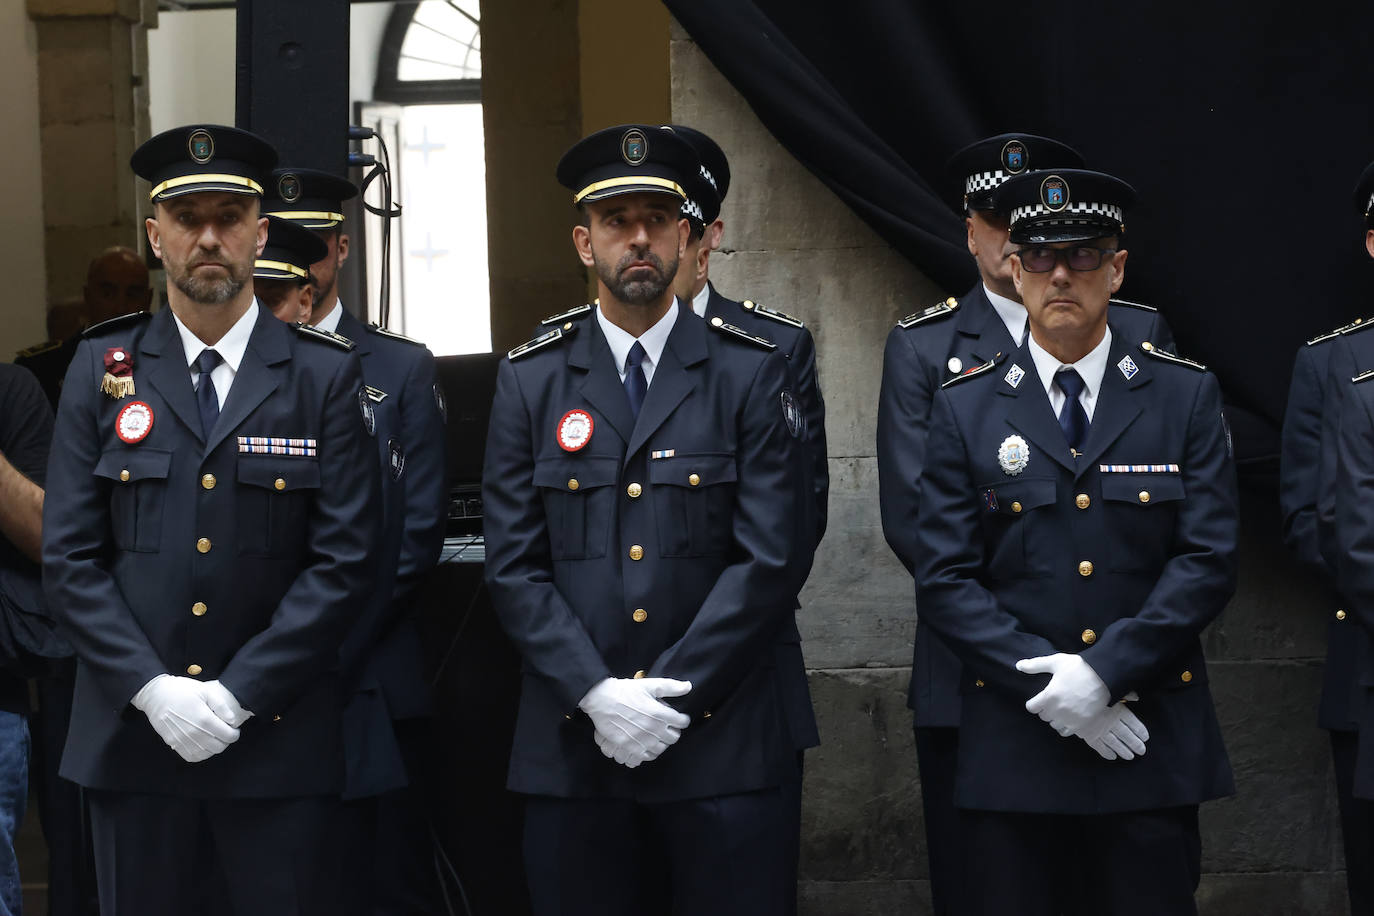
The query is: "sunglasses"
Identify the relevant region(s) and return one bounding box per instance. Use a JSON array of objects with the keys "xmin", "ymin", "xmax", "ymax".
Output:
[{"xmin": 1015, "ymin": 246, "xmax": 1118, "ymax": 273}]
